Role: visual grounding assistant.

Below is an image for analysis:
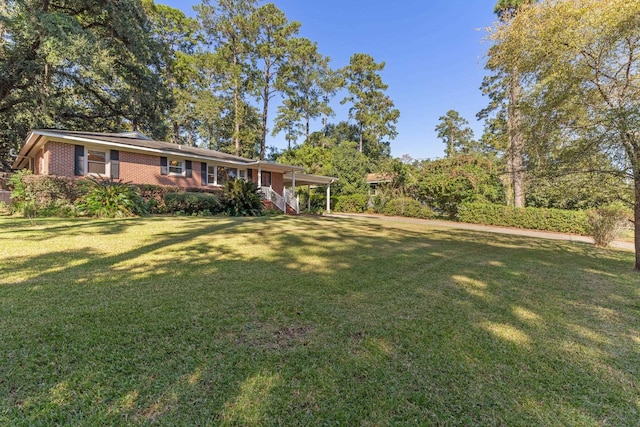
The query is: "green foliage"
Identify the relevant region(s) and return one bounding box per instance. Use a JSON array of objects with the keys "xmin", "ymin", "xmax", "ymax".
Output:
[
  {"xmin": 487, "ymin": 0, "xmax": 640, "ymax": 268},
  {"xmin": 163, "ymin": 191, "xmax": 221, "ymax": 216},
  {"xmin": 435, "ymin": 110, "xmax": 477, "ymax": 158},
  {"xmin": 137, "ymin": 185, "xmax": 221, "ymax": 215},
  {"xmin": 143, "ymin": 0, "xmax": 200, "ymax": 145},
  {"xmin": 305, "ymin": 192, "xmax": 330, "ymax": 213},
  {"xmin": 334, "ymin": 194, "xmax": 368, "ymax": 213},
  {"xmin": 417, "ymin": 155, "xmax": 505, "ymax": 218},
  {"xmin": 9, "ymin": 170, "xmax": 79, "ymax": 217},
  {"xmin": 323, "ymin": 142, "xmax": 370, "ymax": 196},
  {"xmin": 383, "ymin": 197, "xmax": 435, "ymax": 219},
  {"xmin": 457, "ymin": 203, "xmax": 591, "ymax": 235},
  {"xmin": 250, "ymin": 3, "xmax": 302, "ymax": 159},
  {"xmin": 194, "ymin": 0, "xmax": 261, "ymax": 157},
  {"xmin": 274, "ymin": 37, "xmax": 337, "ymax": 146},
  {"xmin": 136, "ymin": 185, "xmax": 179, "ymax": 214},
  {"xmin": 588, "ymin": 203, "xmax": 632, "ymax": 247},
  {"xmin": 221, "ymin": 179, "xmax": 262, "ymax": 216},
  {"xmin": 7, "ymin": 170, "xmax": 31, "ymax": 211},
  {"xmin": 526, "ymin": 170, "xmax": 632, "ymax": 210},
  {"xmin": 374, "ymin": 157, "xmax": 420, "ymax": 199},
  {"xmin": 278, "ymin": 143, "xmax": 331, "ymax": 176},
  {"xmin": 369, "ymin": 193, "xmax": 389, "ymax": 214},
  {"xmin": 278, "ymin": 141, "xmax": 369, "ymax": 197},
  {"xmin": 341, "ymin": 53, "xmax": 400, "ymax": 153},
  {"xmin": 78, "ymin": 178, "xmax": 147, "ymax": 218},
  {"xmin": 494, "ymin": 0, "xmax": 537, "ymax": 19},
  {"xmin": 0, "ymin": 0, "xmax": 170, "ymax": 164},
  {"xmin": 307, "ymin": 121, "xmax": 389, "ymax": 159}
]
